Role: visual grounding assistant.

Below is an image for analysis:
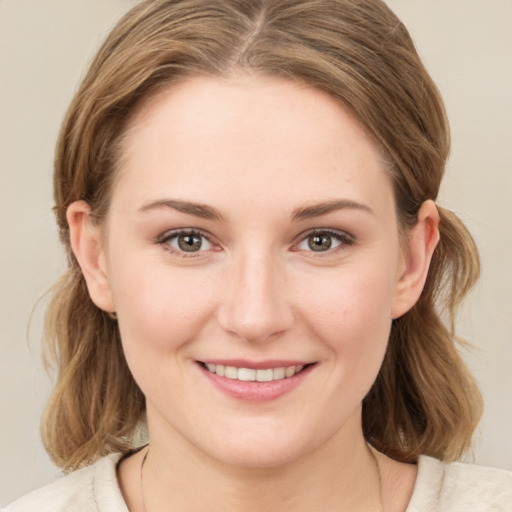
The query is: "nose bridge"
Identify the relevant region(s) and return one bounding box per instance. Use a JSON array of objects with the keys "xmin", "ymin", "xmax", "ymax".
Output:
[{"xmin": 217, "ymin": 246, "xmax": 293, "ymax": 342}]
